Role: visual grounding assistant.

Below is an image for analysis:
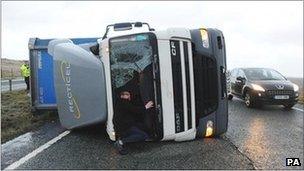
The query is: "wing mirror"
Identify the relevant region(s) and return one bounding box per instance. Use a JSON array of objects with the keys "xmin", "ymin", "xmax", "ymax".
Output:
[
  {"xmin": 90, "ymin": 43, "xmax": 99, "ymax": 56},
  {"xmin": 236, "ymin": 76, "xmax": 246, "ymax": 83},
  {"xmin": 113, "ymin": 23, "xmax": 132, "ymax": 31},
  {"xmin": 134, "ymin": 22, "xmax": 143, "ymax": 27},
  {"xmin": 134, "ymin": 22, "xmax": 155, "ymax": 31}
]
